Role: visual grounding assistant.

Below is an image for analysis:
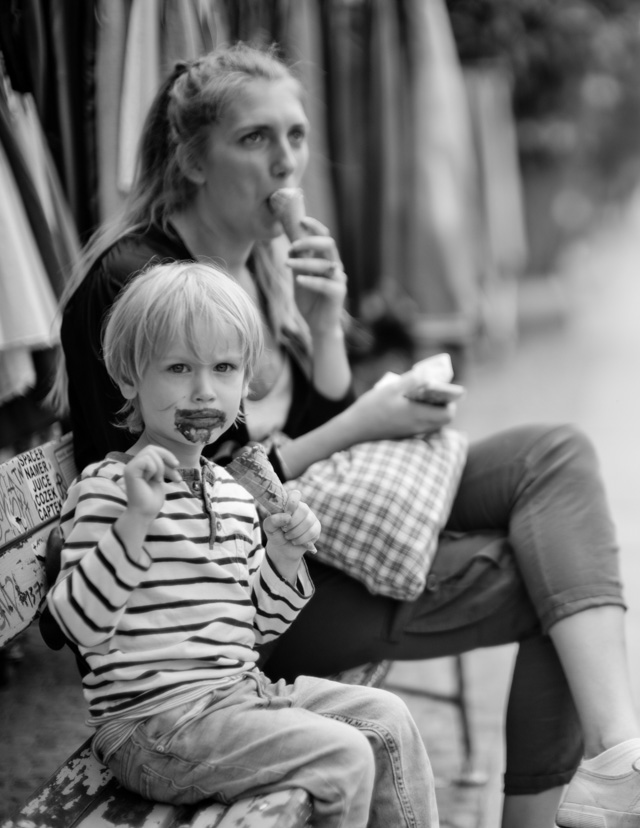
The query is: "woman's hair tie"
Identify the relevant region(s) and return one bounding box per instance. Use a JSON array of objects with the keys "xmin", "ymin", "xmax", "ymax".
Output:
[{"xmin": 172, "ymin": 59, "xmax": 192, "ymax": 83}]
